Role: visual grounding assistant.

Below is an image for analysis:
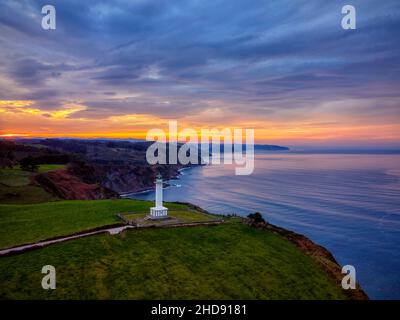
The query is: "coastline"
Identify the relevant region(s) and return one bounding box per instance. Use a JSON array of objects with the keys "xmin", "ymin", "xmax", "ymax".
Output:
[
  {"xmin": 246, "ymin": 216, "xmax": 369, "ymax": 300},
  {"xmin": 0, "ymin": 197, "xmax": 369, "ymax": 299},
  {"xmin": 121, "ymin": 167, "xmax": 368, "ymax": 299},
  {"xmin": 120, "ymin": 165, "xmax": 199, "ymax": 197},
  {"xmin": 124, "ymin": 152, "xmax": 400, "ymax": 299},
  {"xmin": 169, "ymin": 202, "xmax": 369, "ymax": 300}
]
